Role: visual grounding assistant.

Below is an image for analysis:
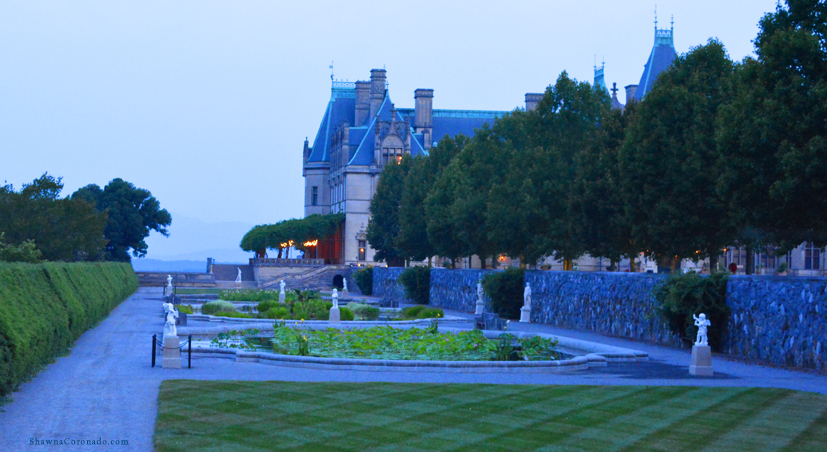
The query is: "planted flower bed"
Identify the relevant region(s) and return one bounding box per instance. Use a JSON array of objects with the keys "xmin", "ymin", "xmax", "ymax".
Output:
[{"xmin": 210, "ymin": 323, "xmax": 561, "ymax": 362}]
